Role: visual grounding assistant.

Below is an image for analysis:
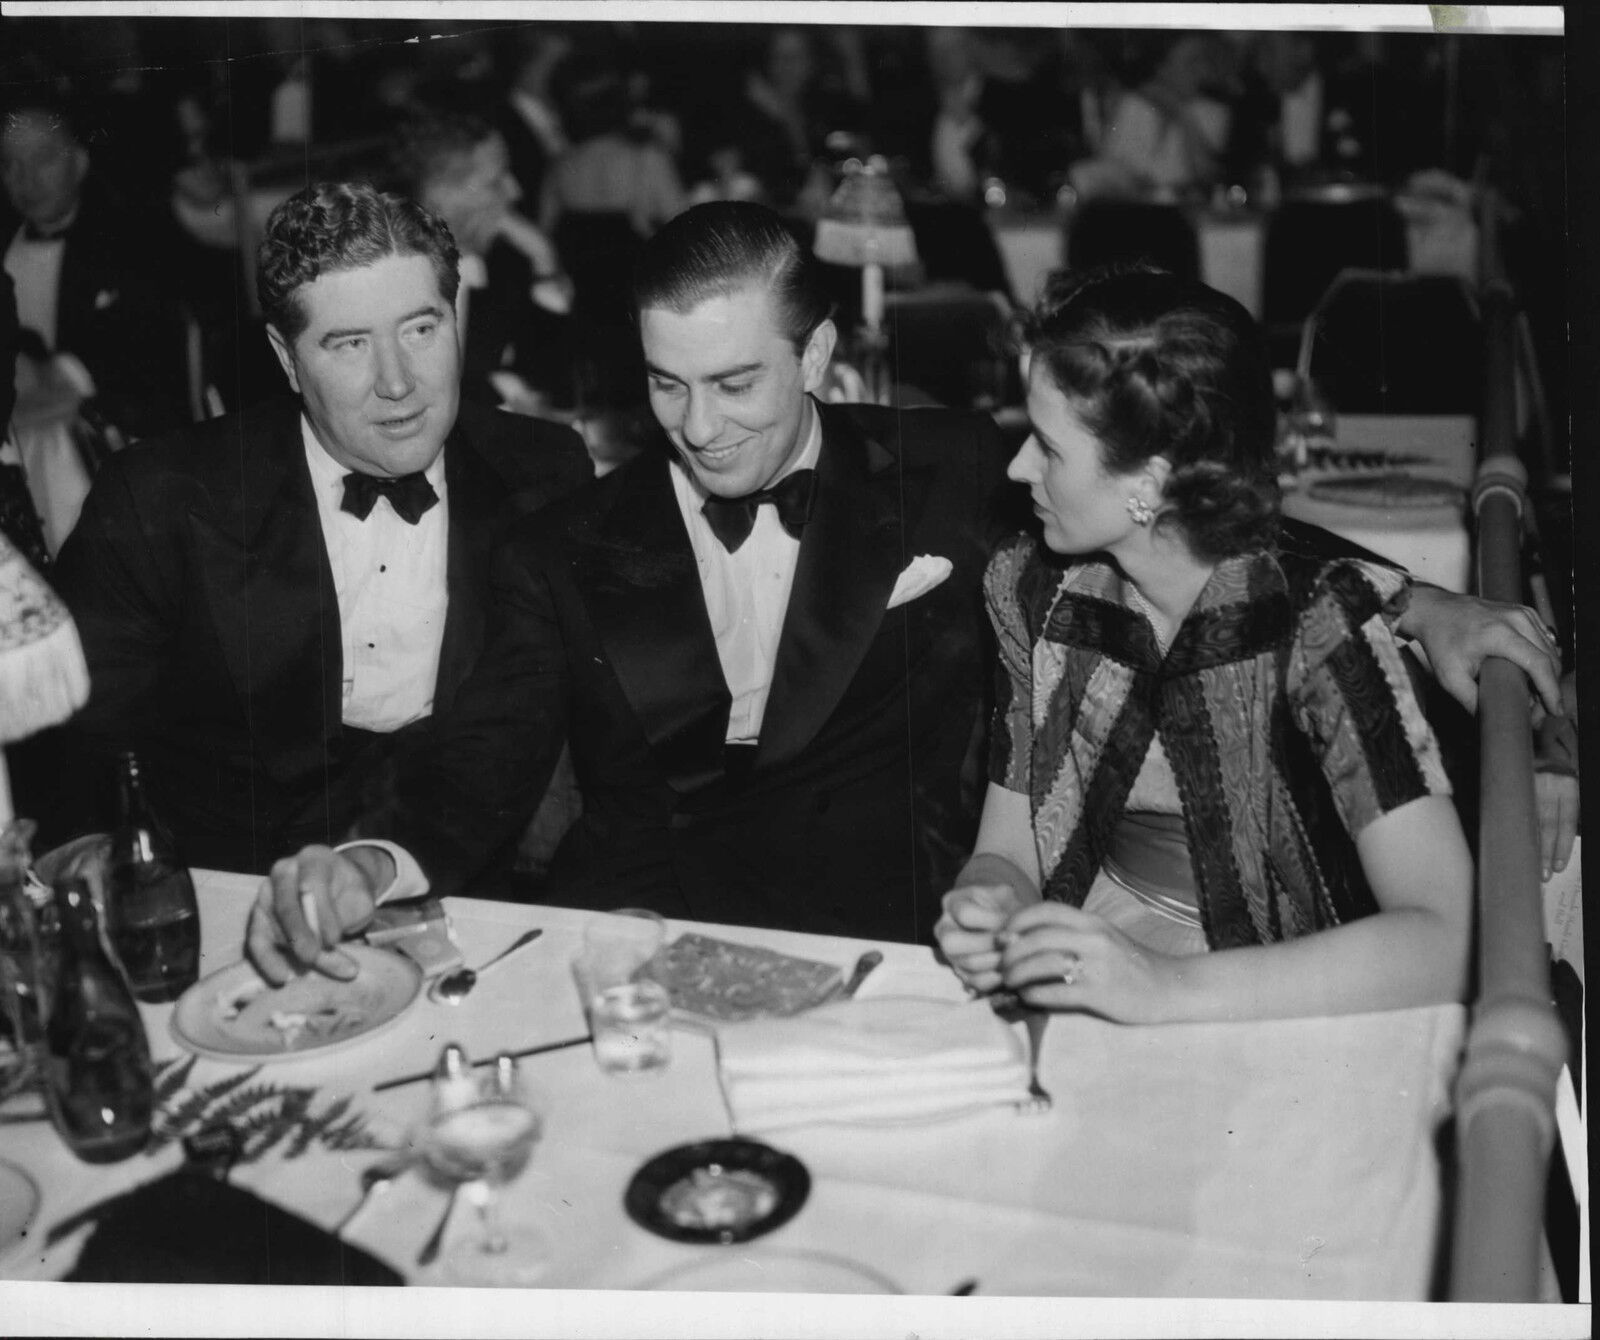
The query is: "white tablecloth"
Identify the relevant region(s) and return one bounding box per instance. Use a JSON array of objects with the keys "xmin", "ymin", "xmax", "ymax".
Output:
[
  {"xmin": 2, "ymin": 871, "xmax": 1465, "ymax": 1303},
  {"xmin": 1283, "ymin": 414, "xmax": 1477, "ymax": 594}
]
